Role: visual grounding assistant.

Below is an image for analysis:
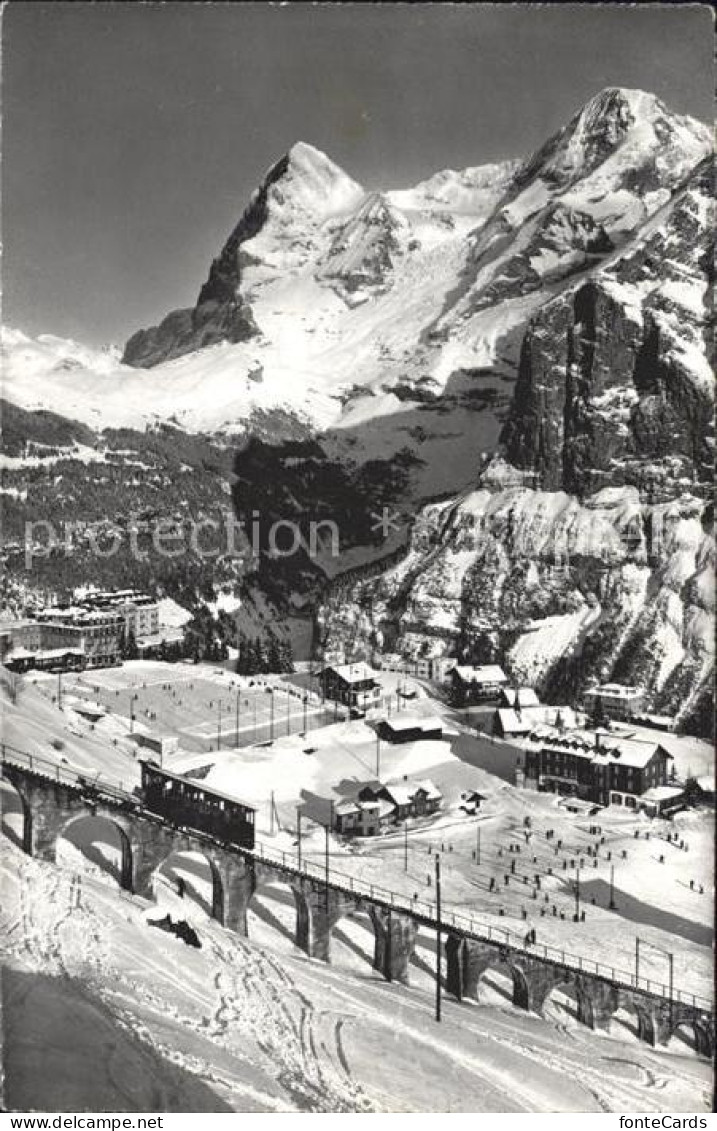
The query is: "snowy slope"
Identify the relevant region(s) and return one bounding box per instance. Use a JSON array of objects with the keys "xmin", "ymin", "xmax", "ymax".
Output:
[{"xmin": 4, "ymin": 841, "xmax": 712, "ymax": 1112}]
